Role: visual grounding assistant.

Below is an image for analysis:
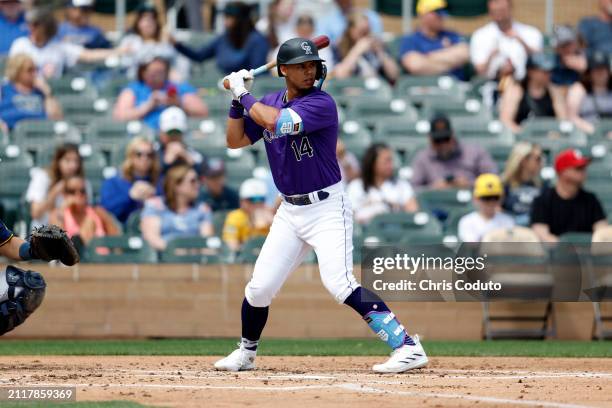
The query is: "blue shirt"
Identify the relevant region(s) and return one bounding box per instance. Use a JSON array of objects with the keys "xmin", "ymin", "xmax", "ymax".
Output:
[
  {"xmin": 141, "ymin": 197, "xmax": 212, "ymax": 243},
  {"xmin": 0, "ymin": 220, "xmax": 13, "ymax": 247},
  {"xmin": 174, "ymin": 31, "xmax": 269, "ymax": 74},
  {"xmin": 243, "ymin": 88, "xmax": 341, "ymax": 195},
  {"xmin": 578, "ymin": 17, "xmax": 612, "ymax": 54},
  {"xmin": 551, "ymin": 54, "xmax": 580, "ymax": 86},
  {"xmin": 400, "ymin": 30, "xmax": 466, "ymax": 80},
  {"xmin": 0, "ymin": 12, "xmax": 28, "ymax": 54},
  {"xmin": 0, "ymin": 81, "xmax": 47, "ymax": 130},
  {"xmin": 100, "ymin": 175, "xmax": 157, "ymax": 224},
  {"xmin": 57, "ymin": 22, "xmax": 112, "ymax": 49},
  {"xmin": 125, "ymin": 80, "xmax": 197, "ymax": 130},
  {"xmin": 199, "ymin": 186, "xmax": 240, "ymax": 212}
]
